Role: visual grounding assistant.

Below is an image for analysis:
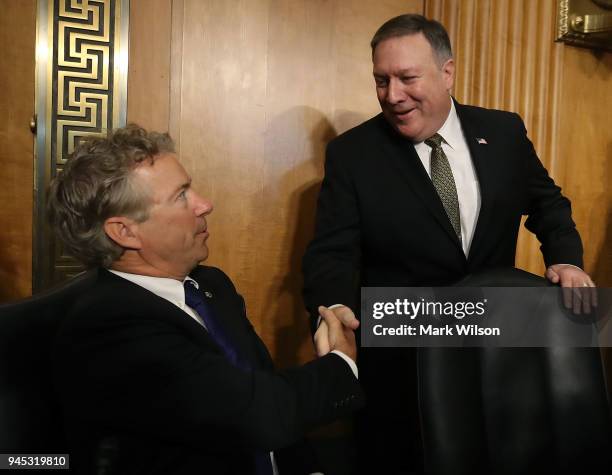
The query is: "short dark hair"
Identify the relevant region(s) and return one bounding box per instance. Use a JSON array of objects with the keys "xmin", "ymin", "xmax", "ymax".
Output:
[
  {"xmin": 371, "ymin": 14, "xmax": 453, "ymax": 65},
  {"xmin": 47, "ymin": 124, "xmax": 175, "ymax": 268}
]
